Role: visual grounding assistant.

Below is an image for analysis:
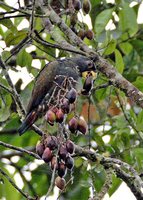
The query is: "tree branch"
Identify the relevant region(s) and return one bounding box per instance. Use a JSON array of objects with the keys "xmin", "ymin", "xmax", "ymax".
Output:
[
  {"xmin": 74, "ymin": 145, "xmax": 143, "ymax": 199},
  {"xmin": 33, "ymin": 30, "xmax": 86, "ymax": 56},
  {"xmin": 42, "ymin": 5, "xmax": 143, "ymax": 109}
]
